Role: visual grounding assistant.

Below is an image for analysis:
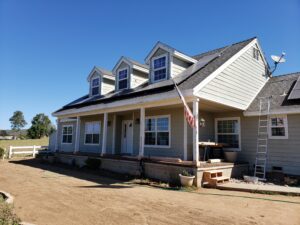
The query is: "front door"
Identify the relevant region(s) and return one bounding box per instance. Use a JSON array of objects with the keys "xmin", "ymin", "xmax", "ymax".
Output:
[{"xmin": 121, "ymin": 120, "xmax": 133, "ymax": 154}]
